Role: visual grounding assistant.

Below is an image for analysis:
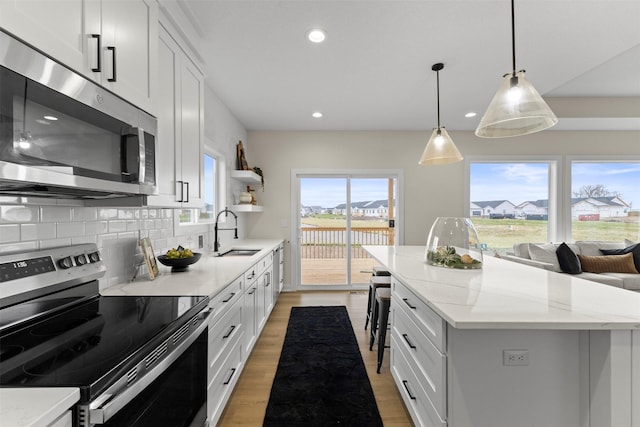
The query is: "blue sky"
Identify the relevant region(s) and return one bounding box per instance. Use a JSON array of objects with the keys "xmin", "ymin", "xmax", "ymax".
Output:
[
  {"xmin": 301, "ymin": 178, "xmax": 390, "ymax": 208},
  {"xmin": 471, "ymin": 162, "xmax": 640, "ymax": 209}
]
